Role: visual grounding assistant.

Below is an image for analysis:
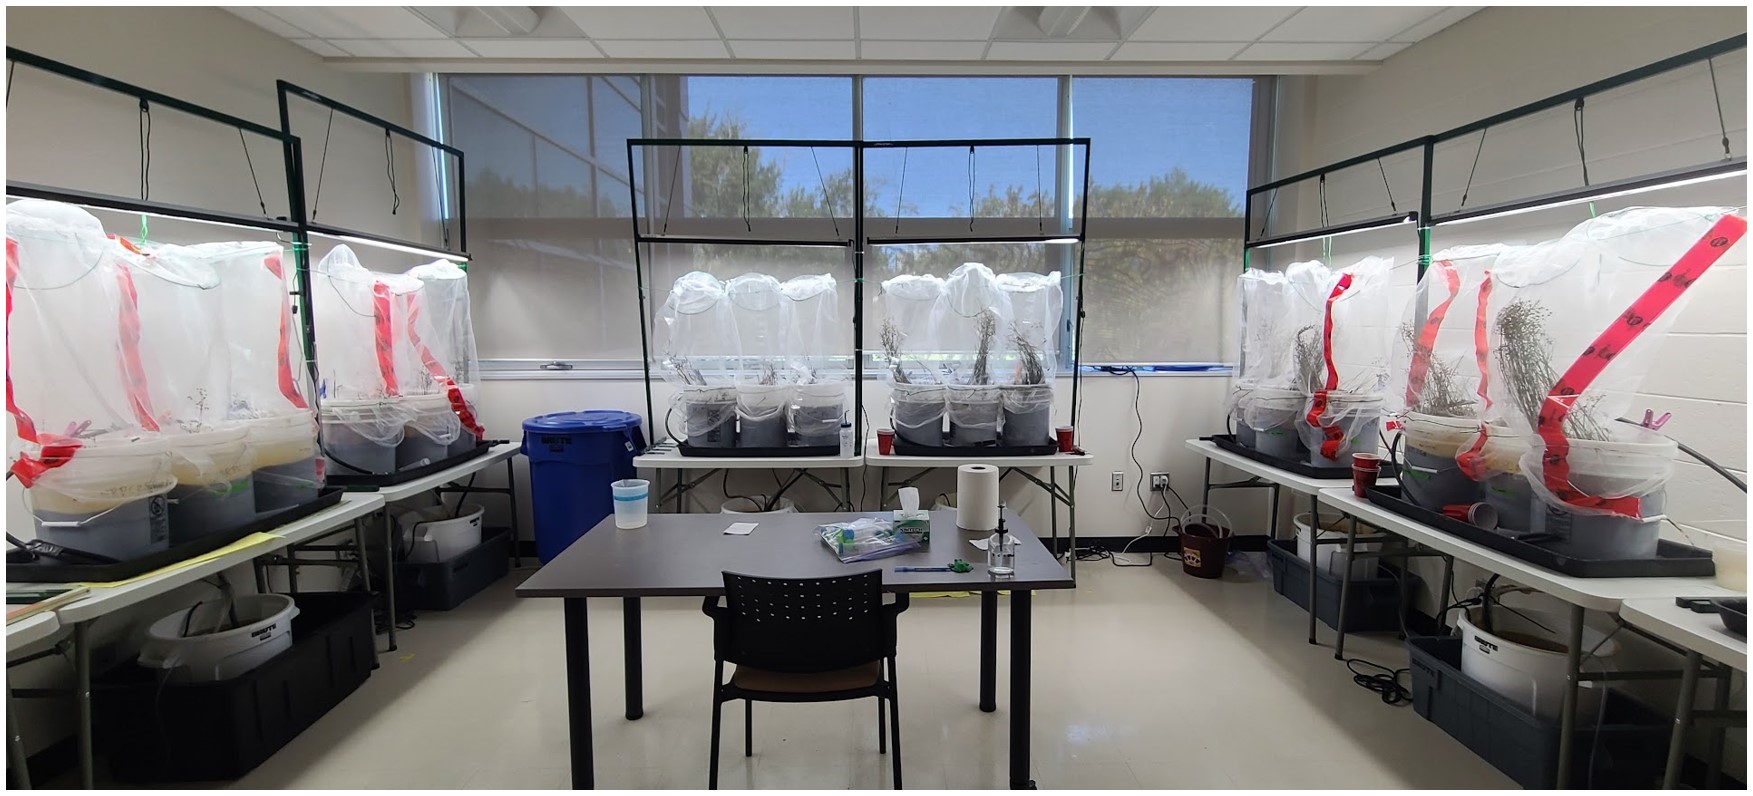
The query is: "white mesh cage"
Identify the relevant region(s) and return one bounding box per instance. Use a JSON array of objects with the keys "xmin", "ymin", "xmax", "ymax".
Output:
[
  {"xmin": 198, "ymin": 241, "xmax": 310, "ymax": 419},
  {"xmin": 654, "ymin": 271, "xmax": 739, "ymax": 387},
  {"xmin": 876, "ymin": 273, "xmax": 945, "ymax": 385},
  {"xmin": 939, "ymin": 262, "xmax": 1013, "ymax": 385},
  {"xmin": 995, "ymin": 271, "xmax": 1063, "ymax": 385}
]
